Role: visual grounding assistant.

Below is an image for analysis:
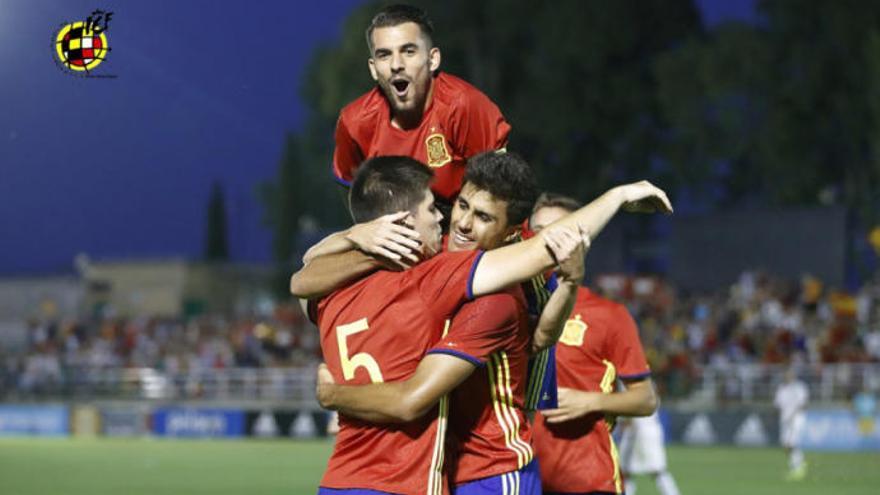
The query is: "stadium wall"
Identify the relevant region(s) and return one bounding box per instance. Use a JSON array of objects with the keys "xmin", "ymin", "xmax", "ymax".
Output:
[
  {"xmin": 669, "ymin": 206, "xmax": 847, "ymax": 291},
  {"xmin": 4, "ymin": 403, "xmax": 879, "ymax": 451},
  {"xmin": 0, "ymin": 403, "xmax": 331, "ymax": 440}
]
